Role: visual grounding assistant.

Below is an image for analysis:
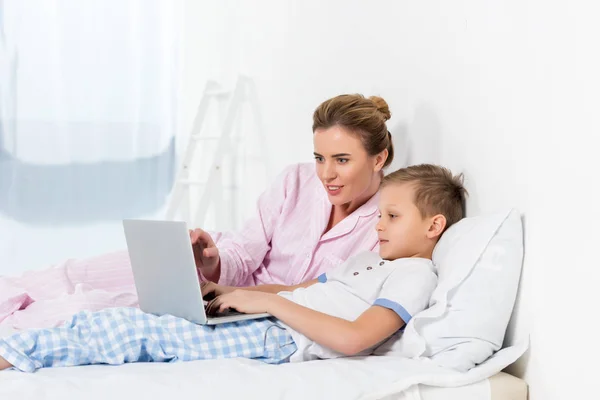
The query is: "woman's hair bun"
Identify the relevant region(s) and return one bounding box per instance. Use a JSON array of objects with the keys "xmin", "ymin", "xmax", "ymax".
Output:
[{"xmin": 369, "ymin": 96, "xmax": 391, "ymax": 121}]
